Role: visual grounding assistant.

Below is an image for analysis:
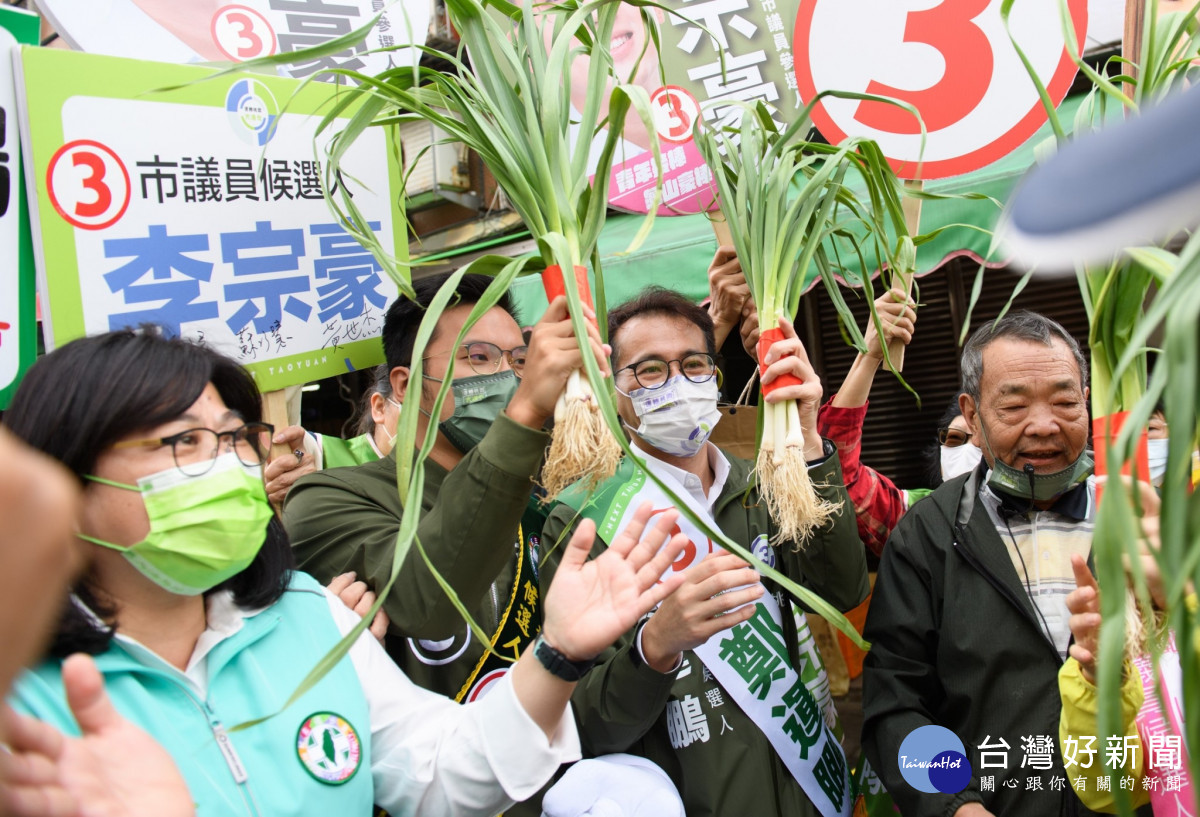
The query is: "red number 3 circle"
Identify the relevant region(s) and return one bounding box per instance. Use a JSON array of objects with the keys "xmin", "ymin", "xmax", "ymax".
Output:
[{"xmin": 46, "ymin": 139, "xmax": 131, "ymax": 231}]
